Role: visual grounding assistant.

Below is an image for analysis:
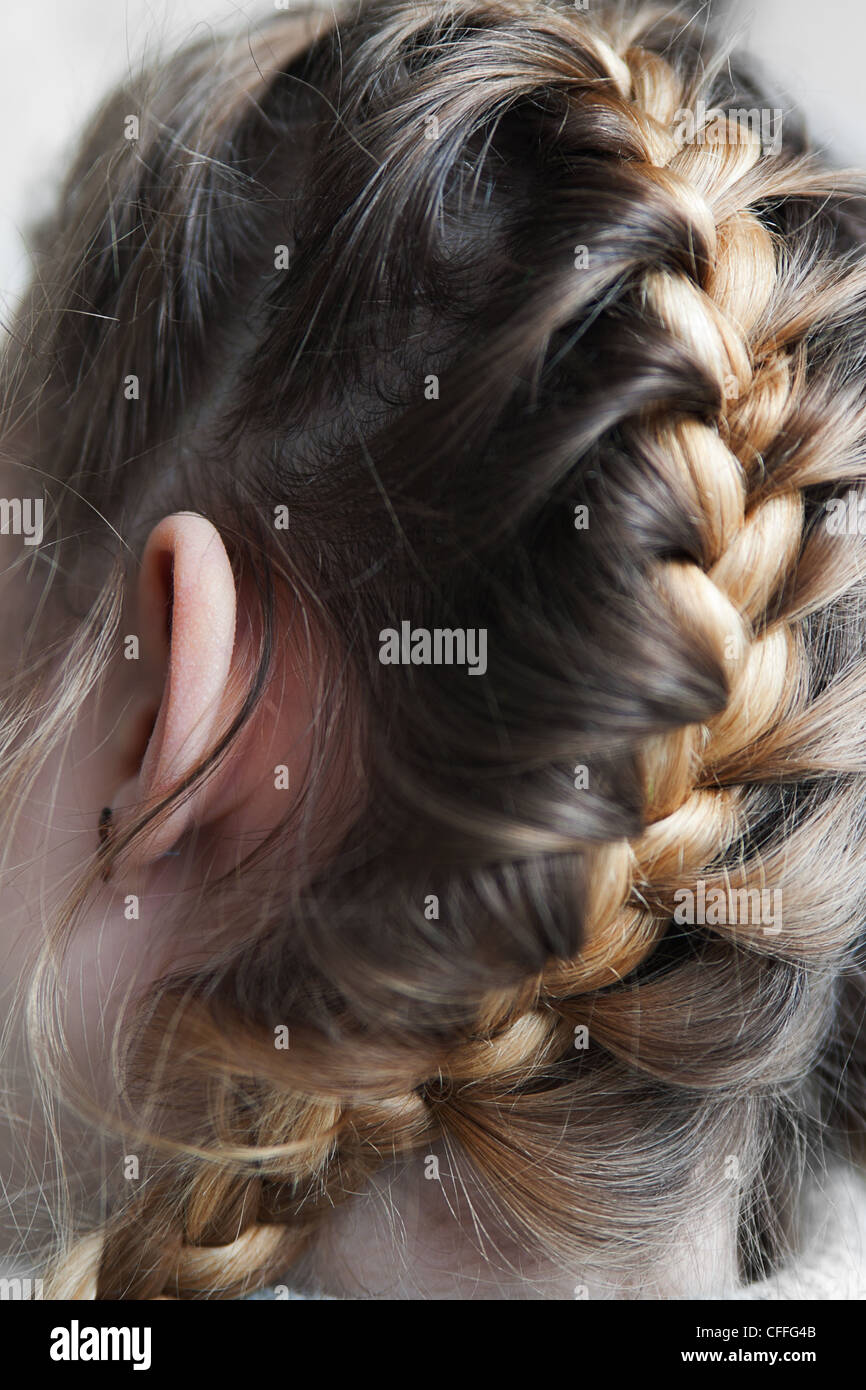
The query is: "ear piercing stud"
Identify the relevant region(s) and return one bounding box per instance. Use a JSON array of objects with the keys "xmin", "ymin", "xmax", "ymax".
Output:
[{"xmin": 98, "ymin": 805, "xmax": 113, "ymax": 881}]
